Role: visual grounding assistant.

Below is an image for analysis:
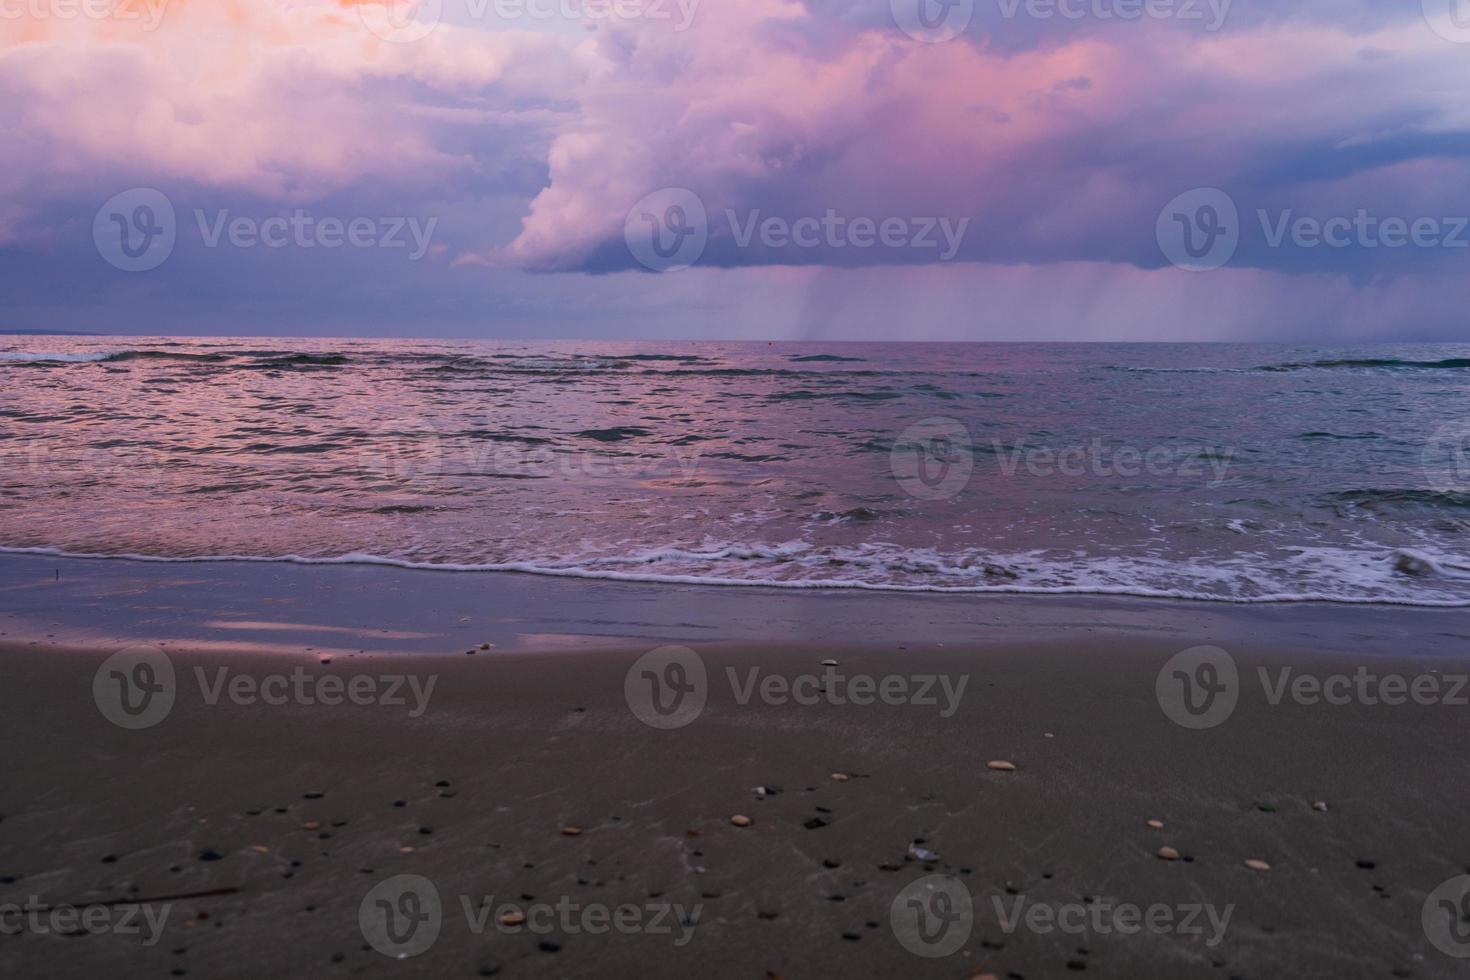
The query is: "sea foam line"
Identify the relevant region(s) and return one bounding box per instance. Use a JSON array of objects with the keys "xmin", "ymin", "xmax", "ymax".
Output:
[{"xmin": 1, "ymin": 545, "xmax": 1467, "ymax": 607}]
